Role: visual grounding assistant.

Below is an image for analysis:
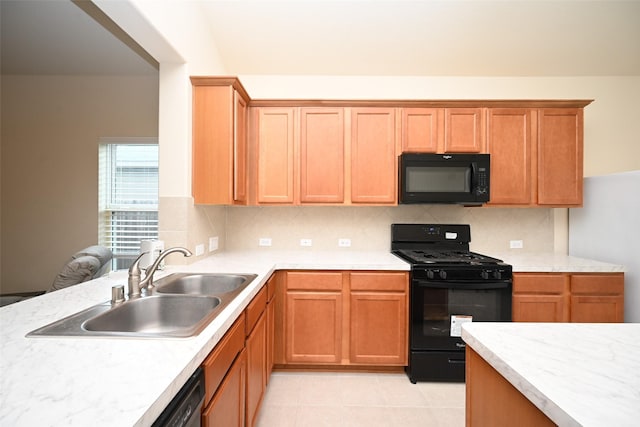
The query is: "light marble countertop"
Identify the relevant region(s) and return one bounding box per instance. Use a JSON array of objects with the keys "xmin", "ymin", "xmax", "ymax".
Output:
[
  {"xmin": 0, "ymin": 251, "xmax": 407, "ymax": 427},
  {"xmin": 496, "ymin": 252, "xmax": 625, "ymax": 273},
  {"xmin": 462, "ymin": 322, "xmax": 640, "ymax": 427},
  {"xmin": 0, "ymin": 250, "xmax": 624, "ymax": 426}
]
